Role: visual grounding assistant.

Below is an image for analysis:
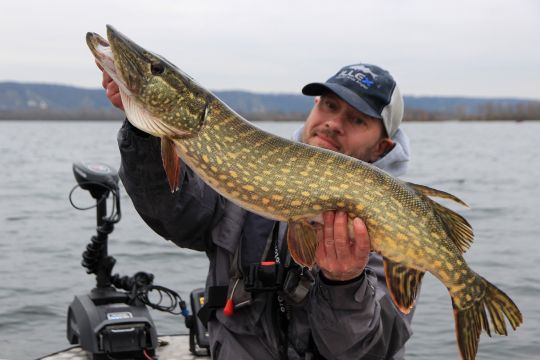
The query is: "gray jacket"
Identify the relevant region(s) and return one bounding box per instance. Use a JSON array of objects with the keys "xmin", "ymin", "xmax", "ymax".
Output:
[{"xmin": 117, "ymin": 121, "xmax": 414, "ymax": 360}]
